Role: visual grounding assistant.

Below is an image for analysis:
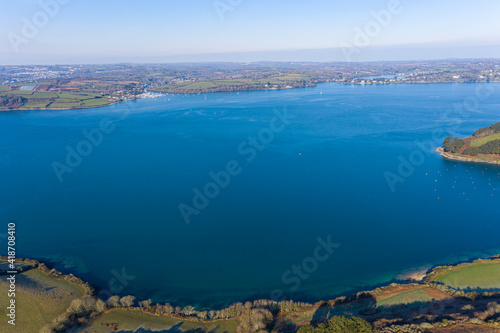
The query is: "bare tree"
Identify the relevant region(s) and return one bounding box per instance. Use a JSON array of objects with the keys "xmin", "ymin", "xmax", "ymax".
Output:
[
  {"xmin": 237, "ymin": 308, "xmax": 273, "ymax": 333},
  {"xmin": 208, "ymin": 310, "xmax": 217, "ymax": 320},
  {"xmin": 120, "ymin": 295, "xmax": 136, "ymax": 308},
  {"xmin": 164, "ymin": 303, "xmax": 174, "ymax": 314},
  {"xmin": 107, "ymin": 295, "xmax": 120, "ymax": 307},
  {"xmin": 139, "ymin": 299, "xmax": 152, "ymax": 308},
  {"xmin": 182, "ymin": 305, "xmax": 195, "ymax": 316}
]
